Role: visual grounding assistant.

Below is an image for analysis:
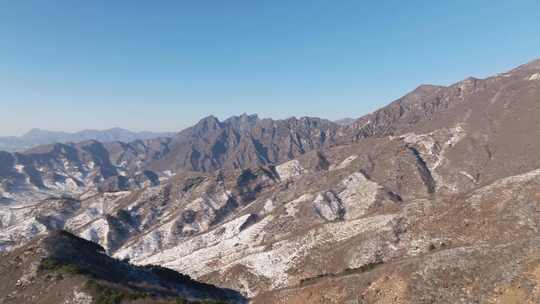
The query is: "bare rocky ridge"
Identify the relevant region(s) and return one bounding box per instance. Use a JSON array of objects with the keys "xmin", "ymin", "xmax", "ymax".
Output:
[
  {"xmin": 147, "ymin": 114, "xmax": 344, "ymax": 172},
  {"xmin": 1, "ymin": 58, "xmax": 540, "ymax": 303}
]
